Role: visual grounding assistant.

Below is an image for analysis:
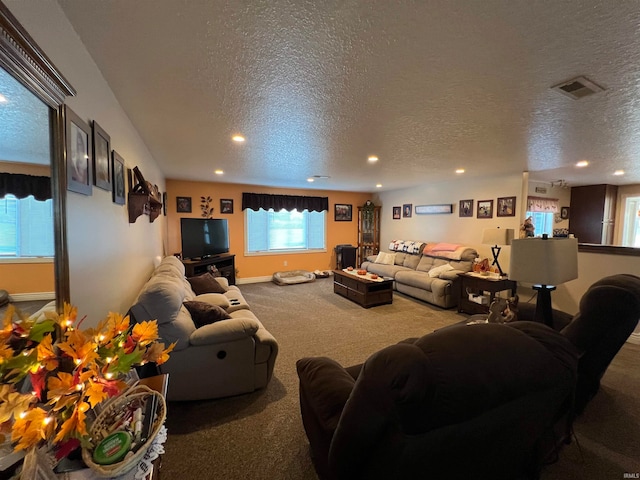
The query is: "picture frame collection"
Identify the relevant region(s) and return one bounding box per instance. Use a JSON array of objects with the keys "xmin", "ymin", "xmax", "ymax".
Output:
[{"xmin": 392, "ymin": 196, "xmax": 518, "ymax": 219}]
